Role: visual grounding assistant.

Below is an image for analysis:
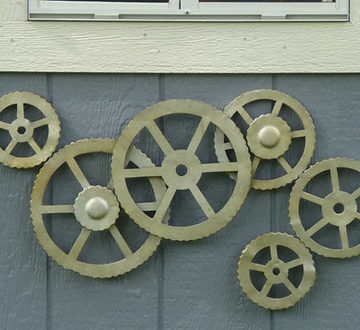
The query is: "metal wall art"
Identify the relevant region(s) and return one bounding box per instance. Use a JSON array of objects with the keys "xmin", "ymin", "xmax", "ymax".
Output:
[
  {"xmin": 214, "ymin": 90, "xmax": 315, "ymax": 190},
  {"xmin": 112, "ymin": 99, "xmax": 251, "ymax": 241},
  {"xmin": 0, "ymin": 91, "xmax": 60, "ymax": 168},
  {"xmin": 289, "ymin": 158, "xmax": 360, "ymax": 258},
  {"xmin": 30, "ymin": 139, "xmax": 167, "ymax": 278},
  {"xmin": 238, "ymin": 233, "xmax": 315, "ymax": 310},
  {"xmin": 1, "ymin": 89, "xmax": 357, "ymax": 310}
]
